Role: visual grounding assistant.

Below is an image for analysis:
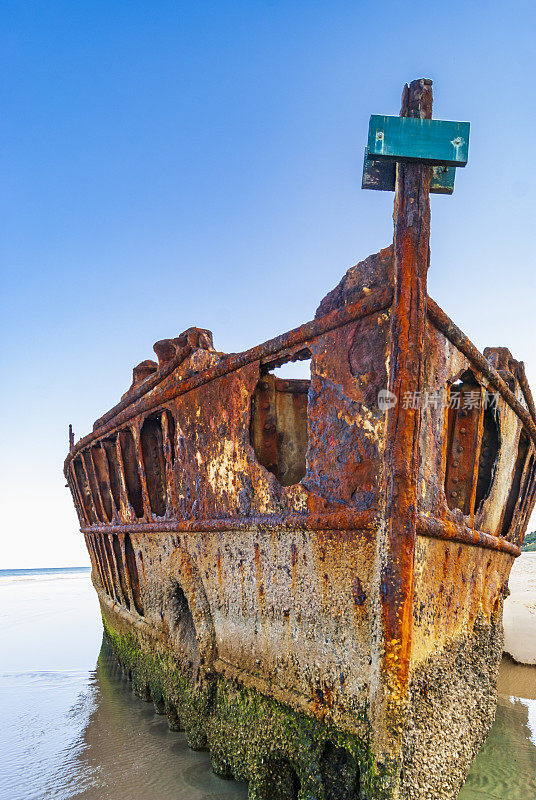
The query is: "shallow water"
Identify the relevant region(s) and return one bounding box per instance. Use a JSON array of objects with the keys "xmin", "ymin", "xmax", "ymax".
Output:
[
  {"xmin": 459, "ymin": 660, "xmax": 536, "ymax": 800},
  {"xmin": 0, "ymin": 568, "xmax": 534, "ymax": 799}
]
